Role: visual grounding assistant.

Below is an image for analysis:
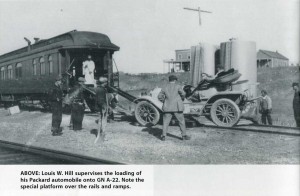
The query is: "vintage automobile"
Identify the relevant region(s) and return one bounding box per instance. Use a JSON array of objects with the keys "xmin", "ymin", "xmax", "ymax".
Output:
[{"xmin": 132, "ymin": 69, "xmax": 252, "ymax": 127}]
